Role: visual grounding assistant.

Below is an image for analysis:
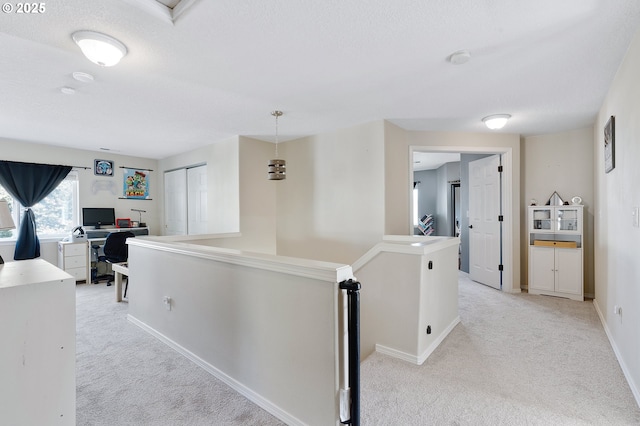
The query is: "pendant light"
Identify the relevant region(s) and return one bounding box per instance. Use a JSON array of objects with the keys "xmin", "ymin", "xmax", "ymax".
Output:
[{"xmin": 268, "ymin": 110, "xmax": 286, "ymax": 180}]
